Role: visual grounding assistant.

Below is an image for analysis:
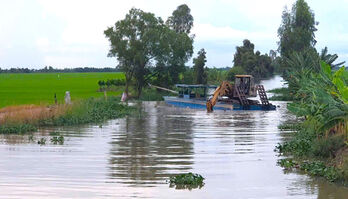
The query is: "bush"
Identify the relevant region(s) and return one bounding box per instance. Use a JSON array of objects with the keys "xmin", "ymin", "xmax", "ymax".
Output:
[
  {"xmin": 275, "ymin": 129, "xmax": 316, "ymax": 157},
  {"xmin": 312, "ymin": 135, "xmax": 345, "ymax": 158},
  {"xmin": 226, "ymin": 66, "xmax": 246, "ymax": 81},
  {"xmin": 98, "ymin": 78, "xmax": 125, "ymax": 91}
]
